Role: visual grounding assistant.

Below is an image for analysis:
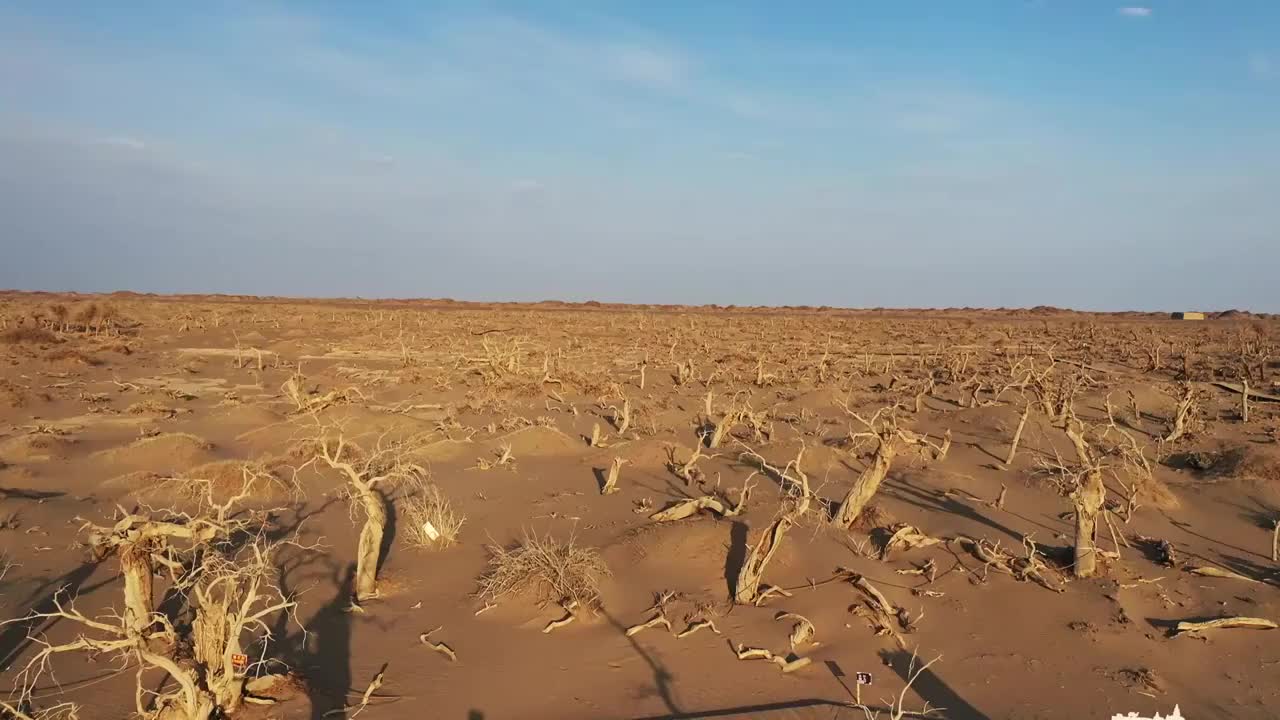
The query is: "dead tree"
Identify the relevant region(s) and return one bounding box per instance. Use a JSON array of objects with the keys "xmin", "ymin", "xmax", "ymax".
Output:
[
  {"xmin": 1005, "ymin": 400, "xmax": 1032, "ymax": 466},
  {"xmin": 79, "ymin": 469, "xmax": 278, "ymax": 637},
  {"xmin": 4, "ymin": 537, "xmax": 298, "ymax": 720},
  {"xmin": 832, "ymin": 407, "xmax": 949, "ymax": 529},
  {"xmin": 1062, "ymin": 414, "xmax": 1107, "ymax": 578},
  {"xmin": 1162, "ymin": 382, "xmax": 1200, "ymax": 443},
  {"xmin": 316, "ymin": 433, "xmax": 424, "ymax": 603}
]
